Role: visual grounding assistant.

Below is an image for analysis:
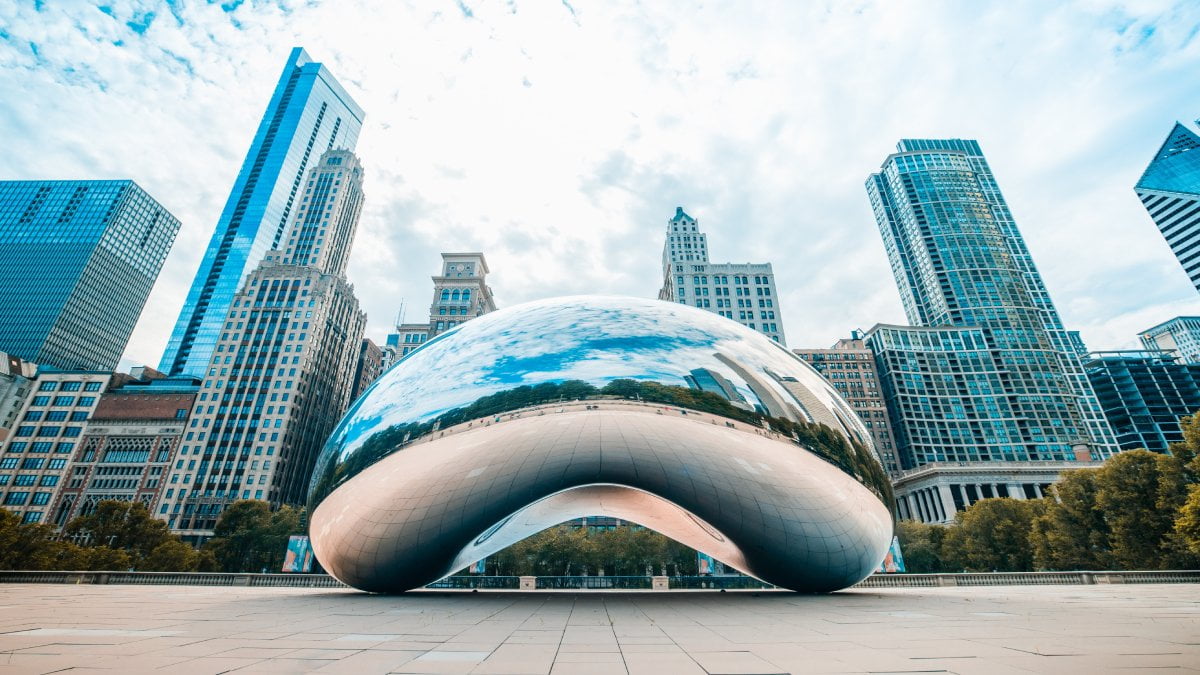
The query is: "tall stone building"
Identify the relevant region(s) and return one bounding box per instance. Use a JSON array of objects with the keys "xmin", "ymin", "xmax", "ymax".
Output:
[
  {"xmin": 159, "ymin": 149, "xmax": 367, "ymax": 539},
  {"xmin": 382, "ymin": 253, "xmax": 498, "ymax": 368},
  {"xmin": 161, "ymin": 47, "xmax": 364, "ymax": 377},
  {"xmin": 658, "ymin": 207, "xmax": 785, "ymax": 344},
  {"xmin": 864, "ymin": 138, "xmax": 1115, "ymax": 522},
  {"xmin": 794, "ymin": 334, "xmax": 900, "ymax": 476},
  {"xmin": 349, "ymin": 338, "xmax": 383, "ymax": 401},
  {"xmin": 49, "ymin": 372, "xmax": 199, "ymax": 527},
  {"xmin": 0, "ymin": 353, "xmax": 37, "ymax": 442}
]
